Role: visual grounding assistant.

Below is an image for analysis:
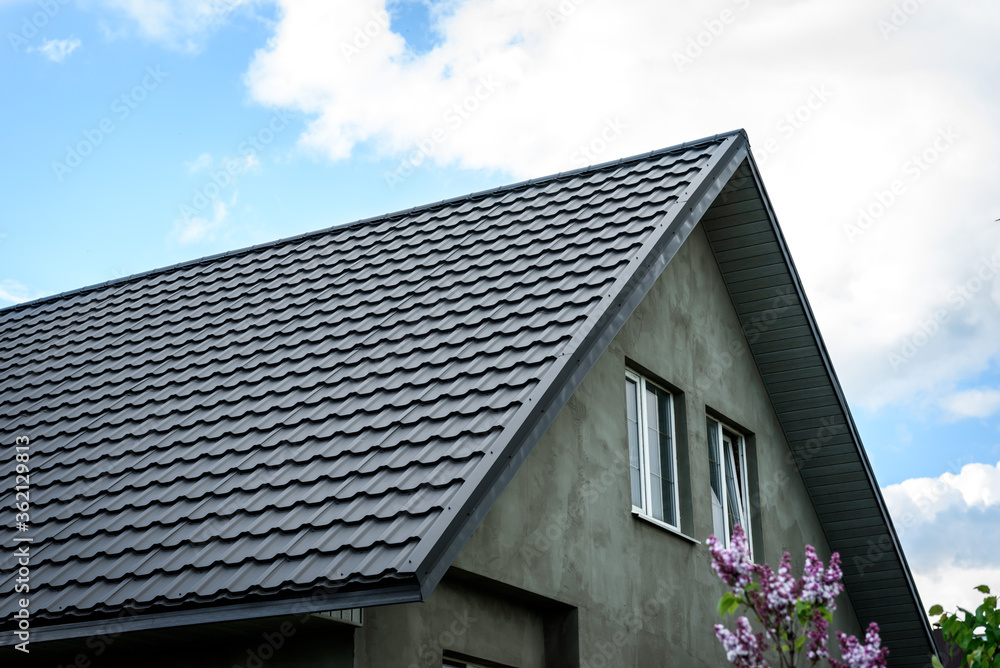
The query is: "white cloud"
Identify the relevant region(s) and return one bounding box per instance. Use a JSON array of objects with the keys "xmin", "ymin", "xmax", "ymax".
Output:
[
  {"xmin": 911, "ymin": 563, "xmax": 1000, "ymax": 617},
  {"xmin": 234, "ymin": 152, "xmax": 259, "ymax": 172},
  {"xmin": 172, "ymin": 195, "xmax": 233, "ymax": 244},
  {"xmin": 241, "ymin": 0, "xmax": 1000, "ymax": 411},
  {"xmin": 0, "ymin": 280, "xmax": 41, "ymax": 304},
  {"xmin": 940, "ymin": 388, "xmax": 1000, "ymax": 421},
  {"xmin": 185, "ymin": 152, "xmax": 213, "ymax": 173},
  {"xmin": 883, "ymin": 462, "xmax": 1000, "ymax": 613},
  {"xmin": 33, "ymin": 37, "xmax": 81, "ymax": 62},
  {"xmin": 100, "ymin": 0, "xmax": 255, "ymax": 50}
]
